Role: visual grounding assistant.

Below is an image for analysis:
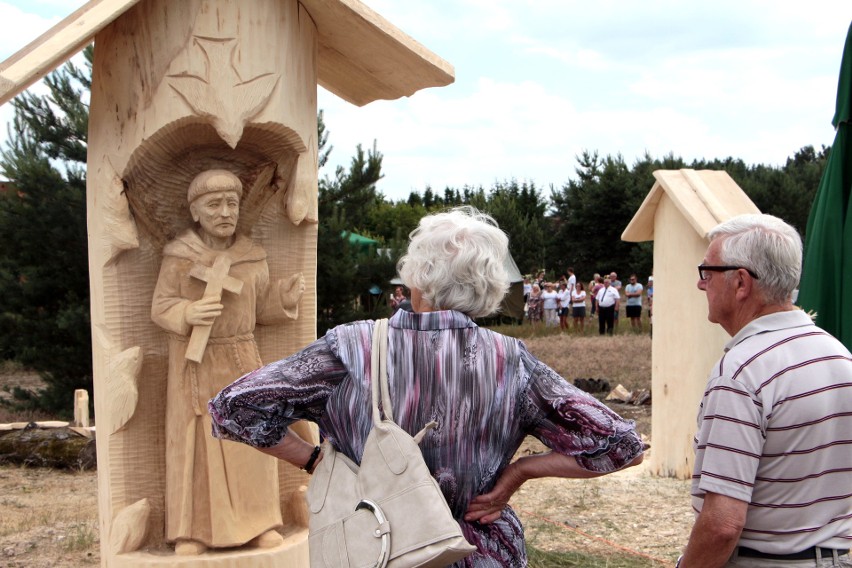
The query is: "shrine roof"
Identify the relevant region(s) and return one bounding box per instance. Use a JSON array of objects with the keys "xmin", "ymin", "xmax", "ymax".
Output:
[
  {"xmin": 0, "ymin": 0, "xmax": 454, "ymax": 107},
  {"xmin": 622, "ymin": 169, "xmax": 760, "ymax": 243}
]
